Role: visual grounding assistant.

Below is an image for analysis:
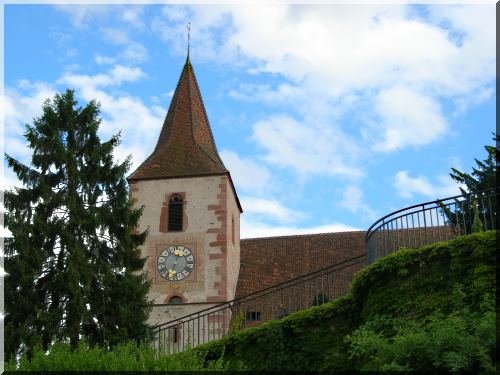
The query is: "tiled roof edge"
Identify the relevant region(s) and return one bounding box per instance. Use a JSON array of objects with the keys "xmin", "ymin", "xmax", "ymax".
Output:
[
  {"xmin": 127, "ymin": 171, "xmax": 228, "ymax": 182},
  {"xmin": 240, "ymin": 230, "xmax": 366, "ymax": 242}
]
